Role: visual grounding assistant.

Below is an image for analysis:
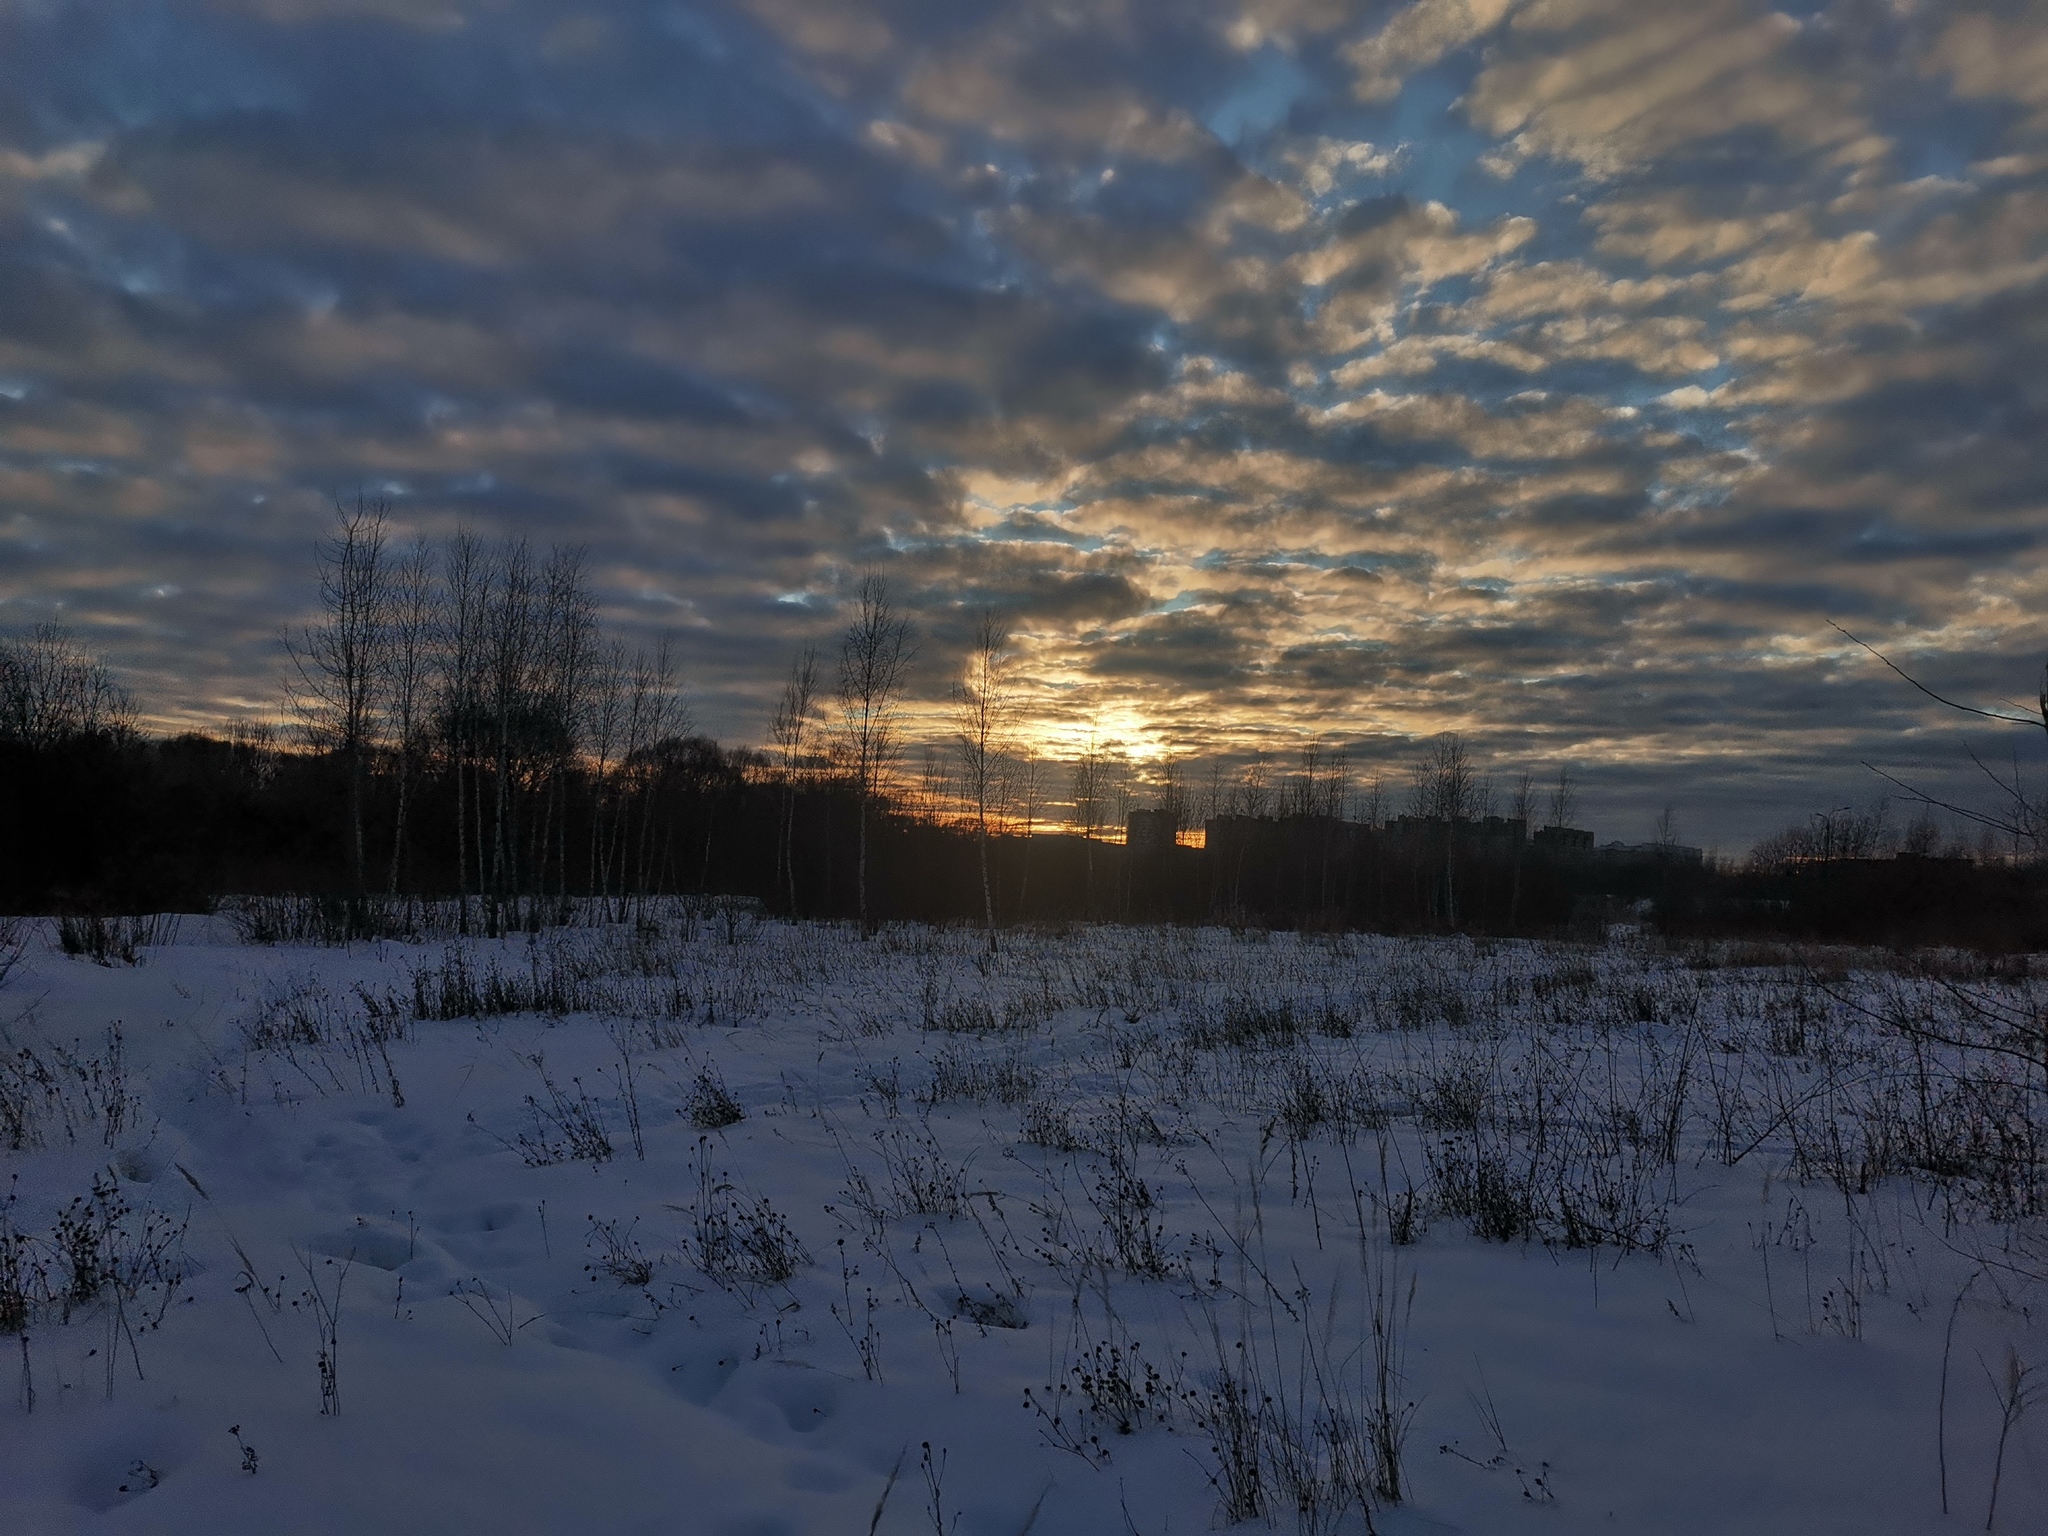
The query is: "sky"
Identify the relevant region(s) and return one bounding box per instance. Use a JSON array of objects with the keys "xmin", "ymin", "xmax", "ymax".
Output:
[{"xmin": 2, "ymin": 0, "xmax": 2047, "ymax": 849}]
